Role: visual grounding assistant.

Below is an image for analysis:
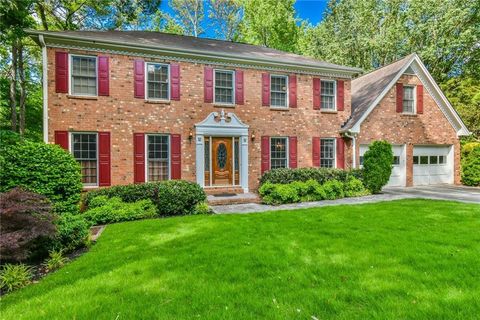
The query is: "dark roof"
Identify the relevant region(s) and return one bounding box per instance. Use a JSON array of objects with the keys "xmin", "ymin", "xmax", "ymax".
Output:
[
  {"xmin": 342, "ymin": 54, "xmax": 416, "ymax": 131},
  {"xmin": 28, "ymin": 30, "xmax": 361, "ymax": 73}
]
